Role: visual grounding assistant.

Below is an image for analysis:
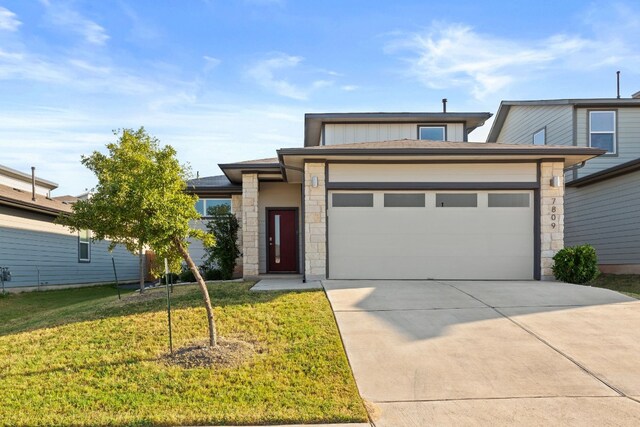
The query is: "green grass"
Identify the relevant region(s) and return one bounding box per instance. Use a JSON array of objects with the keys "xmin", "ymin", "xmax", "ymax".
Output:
[
  {"xmin": 587, "ymin": 274, "xmax": 640, "ymax": 299},
  {"xmin": 0, "ymin": 283, "xmax": 367, "ymax": 426}
]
